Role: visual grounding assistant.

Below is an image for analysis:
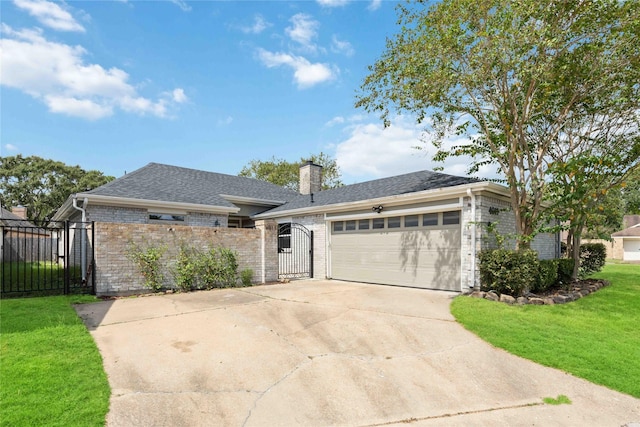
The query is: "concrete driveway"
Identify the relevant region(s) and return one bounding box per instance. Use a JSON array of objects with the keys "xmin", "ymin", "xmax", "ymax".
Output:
[{"xmin": 75, "ymin": 280, "xmax": 640, "ymax": 426}]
